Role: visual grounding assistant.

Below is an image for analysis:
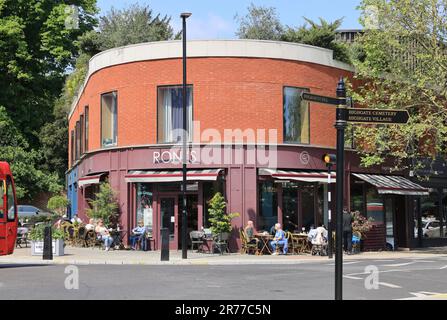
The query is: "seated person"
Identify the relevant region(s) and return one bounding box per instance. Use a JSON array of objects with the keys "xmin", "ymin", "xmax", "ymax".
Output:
[
  {"xmin": 269, "ymin": 224, "xmax": 277, "ymax": 236},
  {"xmin": 129, "ymin": 220, "xmax": 147, "ymax": 250},
  {"xmin": 17, "ymin": 222, "xmax": 28, "ymax": 235},
  {"xmin": 85, "ymin": 218, "xmax": 96, "ymax": 231},
  {"xmin": 307, "ymin": 225, "xmax": 318, "ymax": 243},
  {"xmin": 71, "ymin": 214, "xmax": 83, "ymax": 224},
  {"xmin": 270, "ymin": 223, "xmax": 288, "ymax": 255},
  {"xmin": 95, "ymin": 219, "xmax": 113, "ymax": 251},
  {"xmin": 244, "ymin": 220, "xmax": 260, "ymax": 247},
  {"xmin": 313, "ymin": 224, "xmax": 328, "ymax": 245}
]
